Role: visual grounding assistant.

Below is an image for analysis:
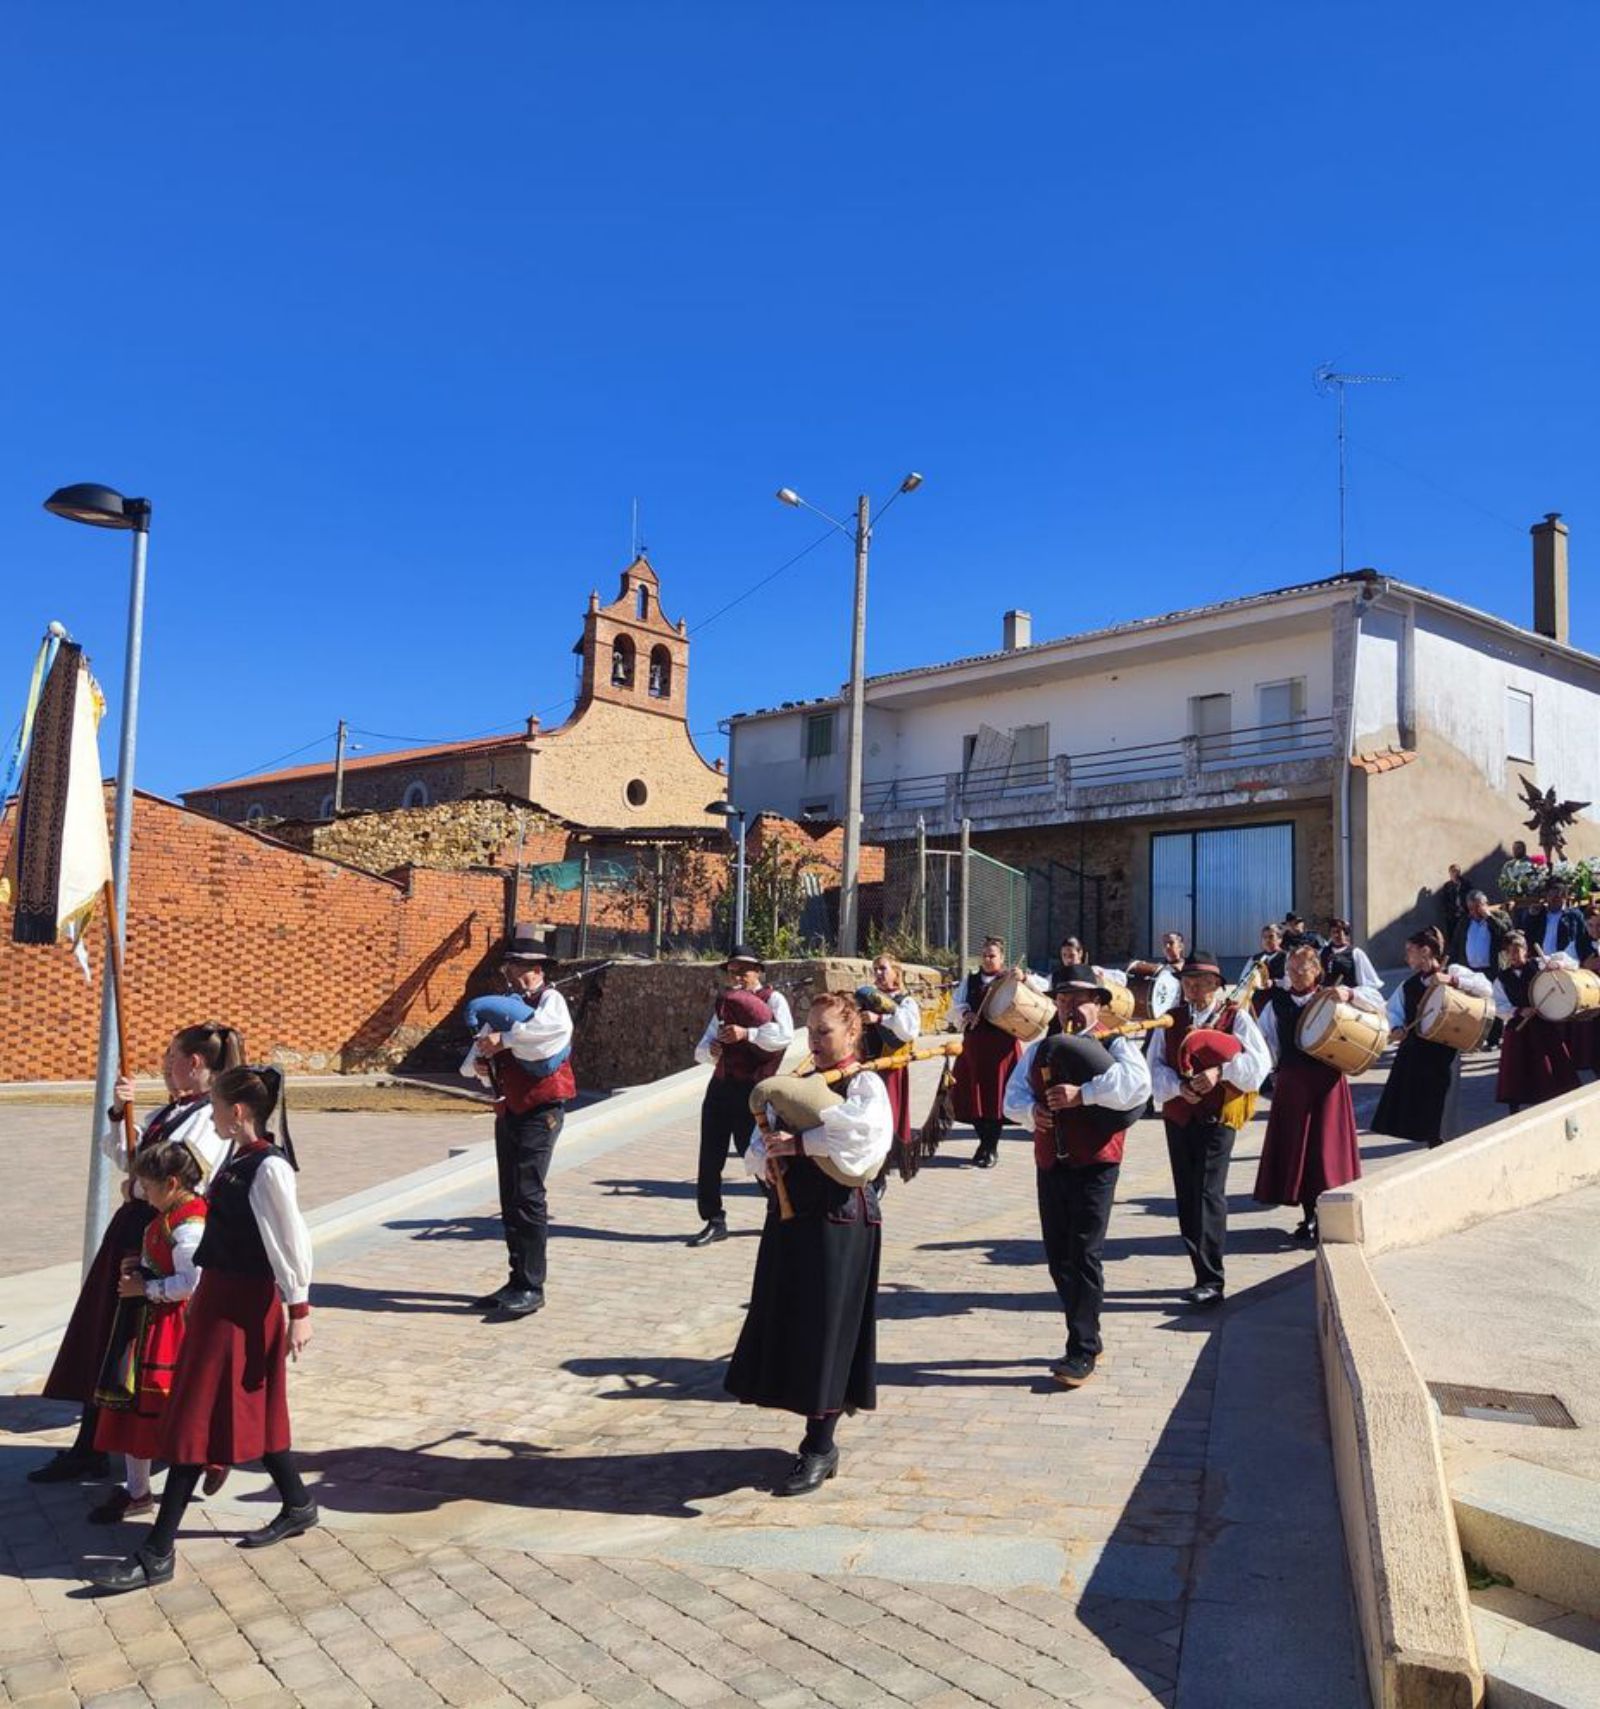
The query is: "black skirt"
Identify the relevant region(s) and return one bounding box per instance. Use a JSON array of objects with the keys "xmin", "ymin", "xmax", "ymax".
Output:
[
  {"xmin": 725, "ymin": 1186, "xmax": 881, "ymax": 1417},
  {"xmin": 1370, "ymin": 1032, "xmax": 1459, "ymax": 1146},
  {"xmin": 43, "ymin": 1200, "xmax": 155, "ymax": 1403}
]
